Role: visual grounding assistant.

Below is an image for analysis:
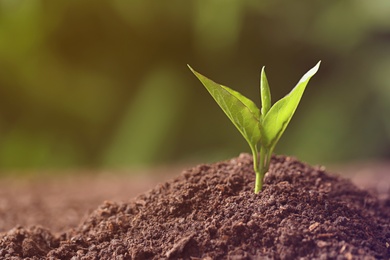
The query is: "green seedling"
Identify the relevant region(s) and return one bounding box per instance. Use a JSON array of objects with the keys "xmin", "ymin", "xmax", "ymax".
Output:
[{"xmin": 188, "ymin": 61, "xmax": 320, "ymax": 193}]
